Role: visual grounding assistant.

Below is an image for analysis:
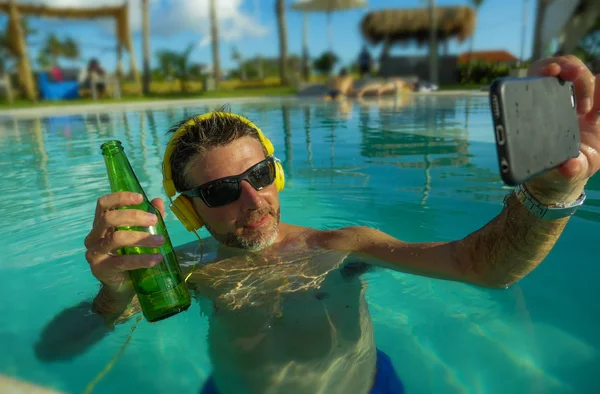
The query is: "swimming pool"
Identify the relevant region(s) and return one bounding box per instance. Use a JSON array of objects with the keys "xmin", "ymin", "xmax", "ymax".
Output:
[{"xmin": 0, "ymin": 95, "xmax": 598, "ymax": 394}]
